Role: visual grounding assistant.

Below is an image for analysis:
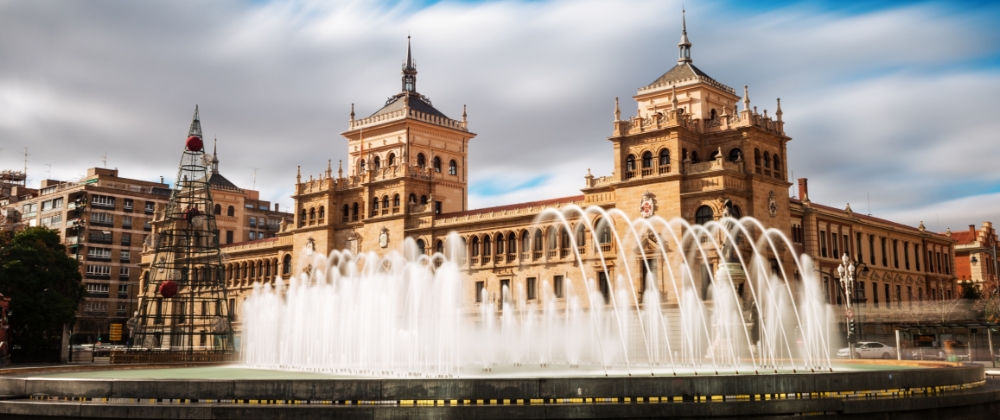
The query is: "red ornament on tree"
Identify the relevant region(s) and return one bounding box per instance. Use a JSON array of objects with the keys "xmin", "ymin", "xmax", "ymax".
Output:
[
  {"xmin": 185, "ymin": 135, "xmax": 204, "ymax": 152},
  {"xmin": 158, "ymin": 280, "xmax": 178, "ymax": 298}
]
